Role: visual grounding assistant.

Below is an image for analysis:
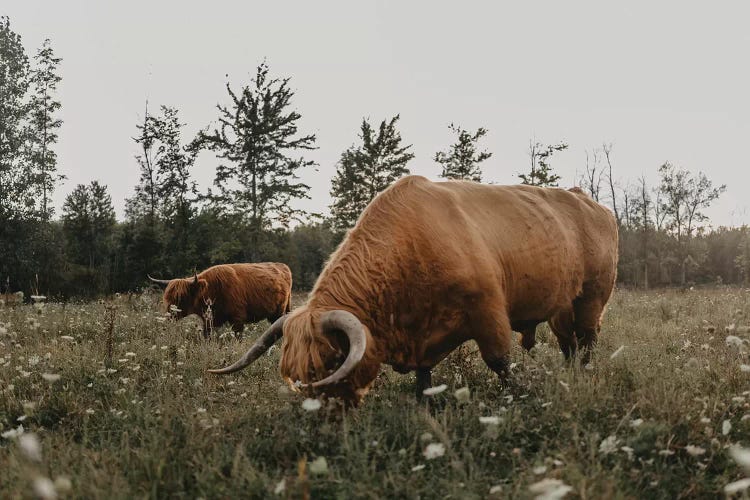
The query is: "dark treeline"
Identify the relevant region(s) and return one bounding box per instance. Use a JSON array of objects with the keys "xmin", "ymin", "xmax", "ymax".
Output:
[{"xmin": 0, "ymin": 18, "xmax": 745, "ymax": 299}]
